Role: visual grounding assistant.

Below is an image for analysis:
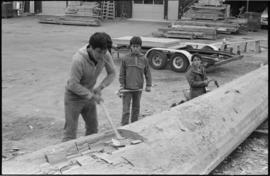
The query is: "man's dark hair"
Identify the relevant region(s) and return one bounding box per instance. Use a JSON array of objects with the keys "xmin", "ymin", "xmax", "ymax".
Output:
[
  {"xmin": 102, "ymin": 32, "xmax": 112, "ymax": 53},
  {"xmin": 130, "ymin": 36, "xmax": 142, "ymax": 46},
  {"xmin": 191, "ymin": 53, "xmax": 202, "ymax": 61},
  {"xmin": 89, "ymin": 32, "xmax": 108, "ymax": 50}
]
